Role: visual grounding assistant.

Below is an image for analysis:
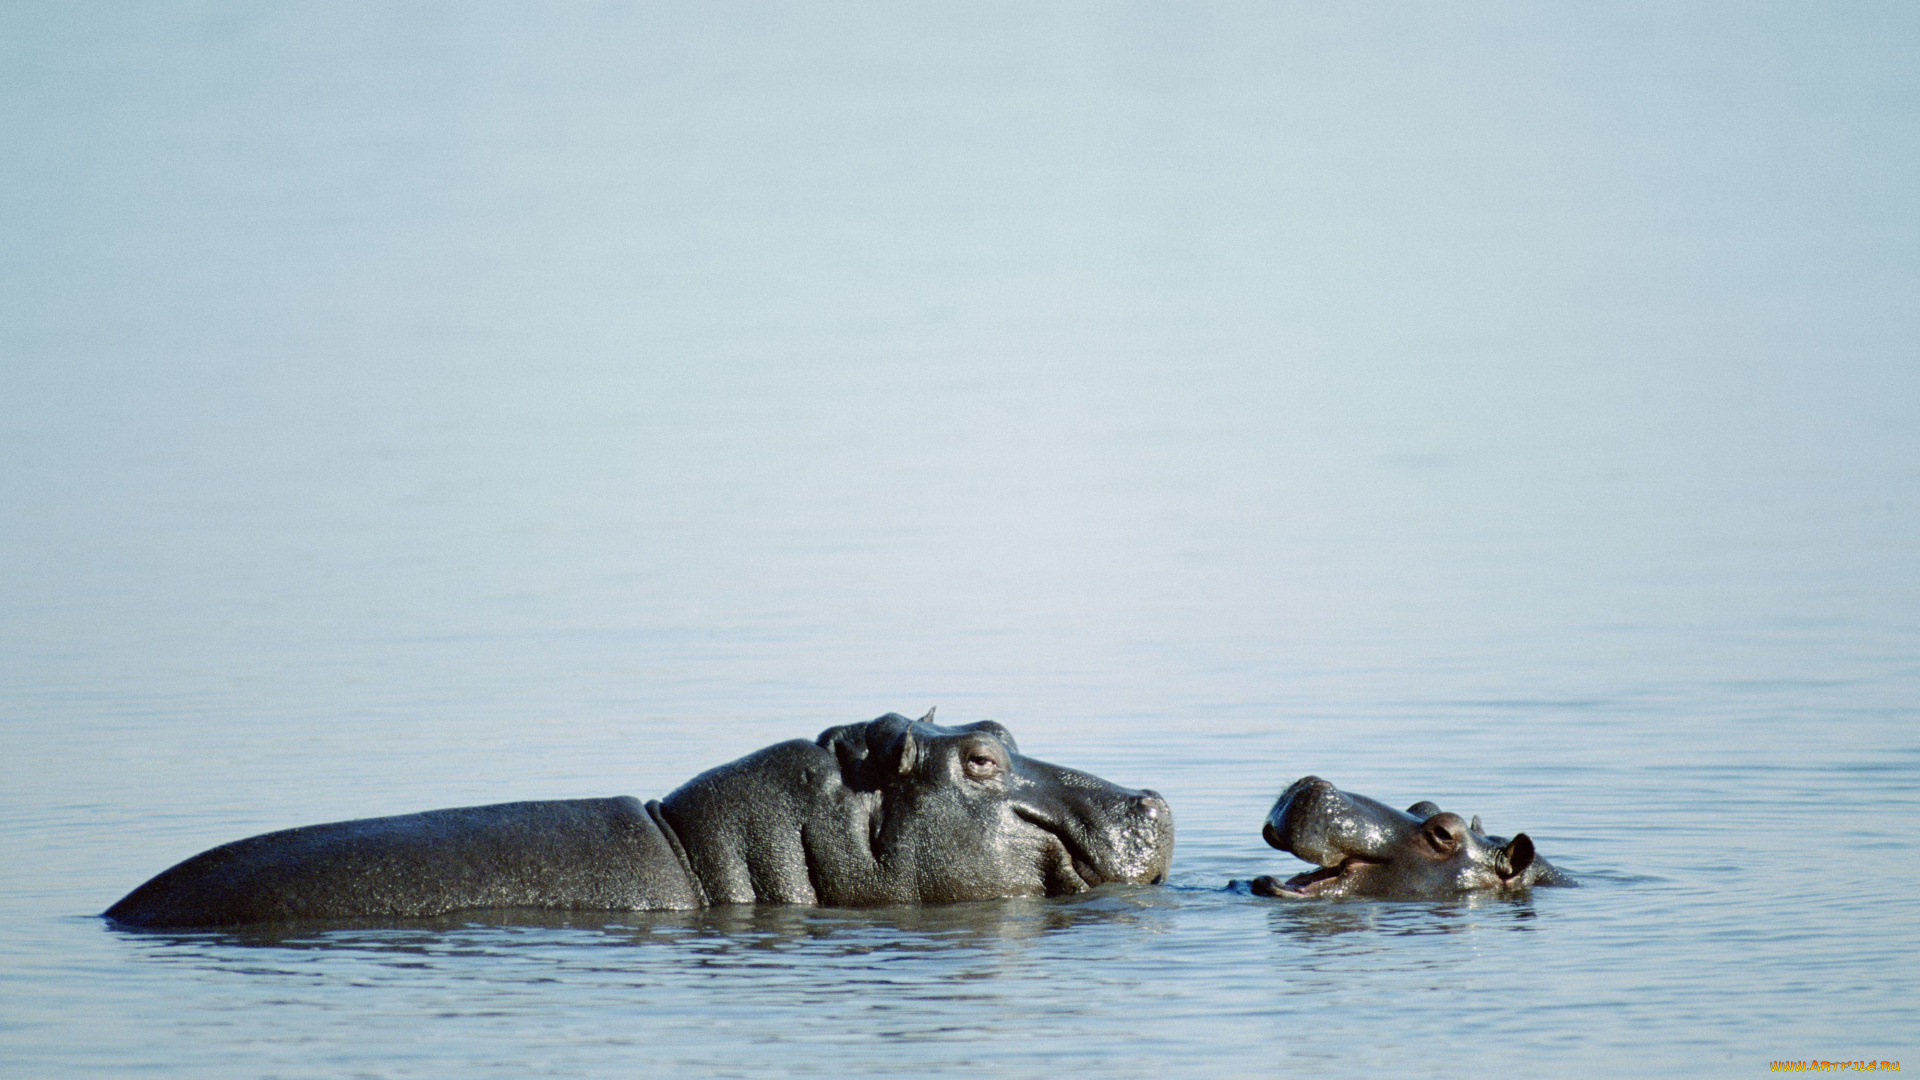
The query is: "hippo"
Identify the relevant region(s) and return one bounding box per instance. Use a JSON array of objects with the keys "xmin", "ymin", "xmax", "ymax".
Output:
[
  {"xmin": 1249, "ymin": 776, "xmax": 1570, "ymax": 899},
  {"xmin": 105, "ymin": 711, "xmax": 1174, "ymax": 928}
]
